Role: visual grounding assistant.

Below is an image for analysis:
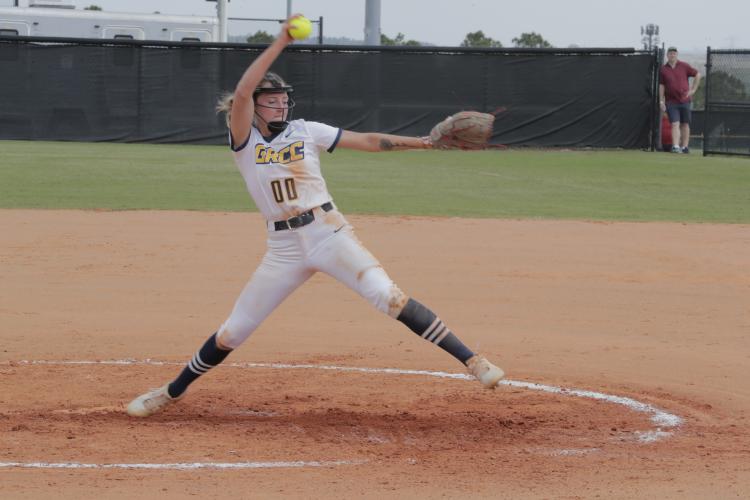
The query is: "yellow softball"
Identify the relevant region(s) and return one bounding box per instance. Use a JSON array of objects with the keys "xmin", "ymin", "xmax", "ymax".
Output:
[{"xmin": 288, "ymin": 16, "xmax": 312, "ymax": 41}]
